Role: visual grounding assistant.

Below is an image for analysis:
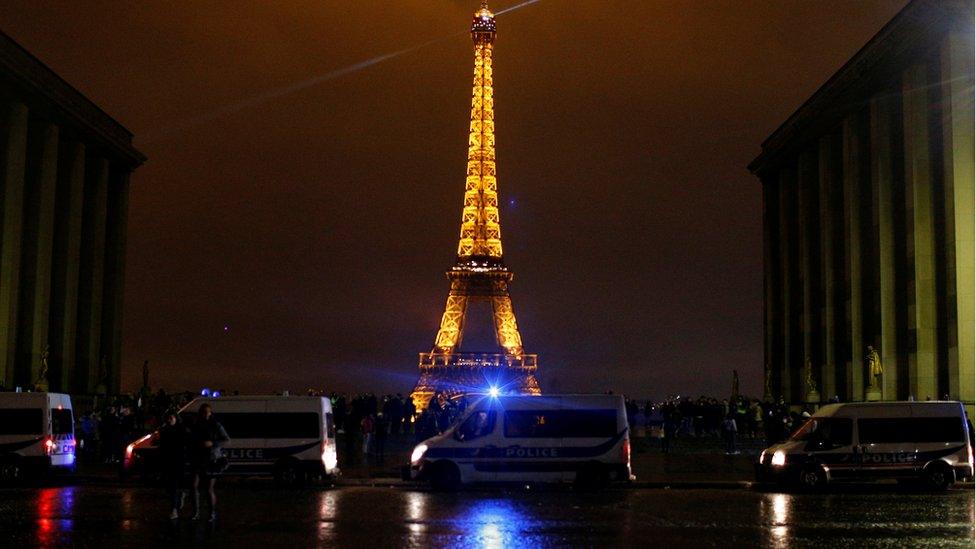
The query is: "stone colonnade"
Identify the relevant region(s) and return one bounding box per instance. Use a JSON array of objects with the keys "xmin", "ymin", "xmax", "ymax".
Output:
[
  {"xmin": 761, "ymin": 33, "xmax": 974, "ymax": 407},
  {"xmin": 0, "ymin": 88, "xmax": 134, "ymax": 395}
]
